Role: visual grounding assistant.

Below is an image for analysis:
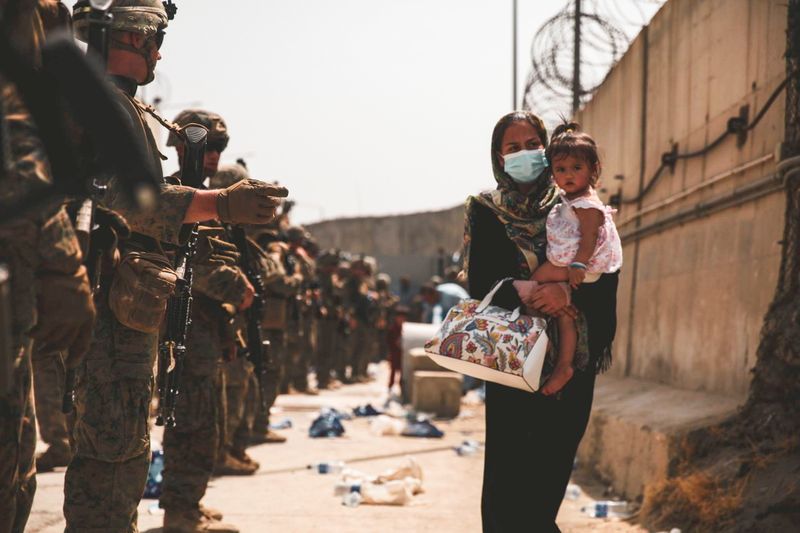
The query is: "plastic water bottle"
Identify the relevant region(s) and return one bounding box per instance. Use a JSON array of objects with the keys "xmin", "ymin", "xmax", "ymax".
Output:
[
  {"xmin": 342, "ymin": 490, "xmax": 363, "ymax": 508},
  {"xmin": 455, "ymin": 440, "xmax": 481, "ymax": 456},
  {"xmin": 143, "ymin": 449, "xmax": 164, "ymax": 498},
  {"xmin": 334, "ymin": 482, "xmax": 362, "ymax": 497},
  {"xmin": 308, "ymin": 460, "xmax": 345, "ymax": 474},
  {"xmin": 581, "ymin": 501, "xmax": 631, "ymax": 518},
  {"xmin": 565, "ymin": 483, "xmax": 581, "ymax": 501}
]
